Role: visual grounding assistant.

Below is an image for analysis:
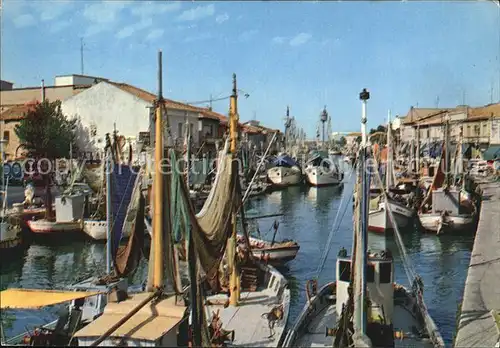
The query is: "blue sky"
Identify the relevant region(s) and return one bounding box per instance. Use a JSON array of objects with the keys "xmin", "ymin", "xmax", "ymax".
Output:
[{"xmin": 1, "ymin": 0, "xmax": 499, "ymax": 137}]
